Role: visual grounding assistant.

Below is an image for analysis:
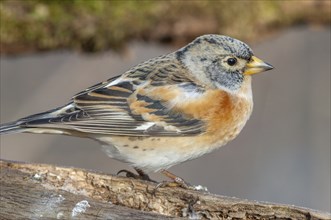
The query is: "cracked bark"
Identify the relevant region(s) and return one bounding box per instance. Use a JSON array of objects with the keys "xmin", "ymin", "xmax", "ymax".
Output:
[{"xmin": 0, "ymin": 159, "xmax": 330, "ymax": 219}]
